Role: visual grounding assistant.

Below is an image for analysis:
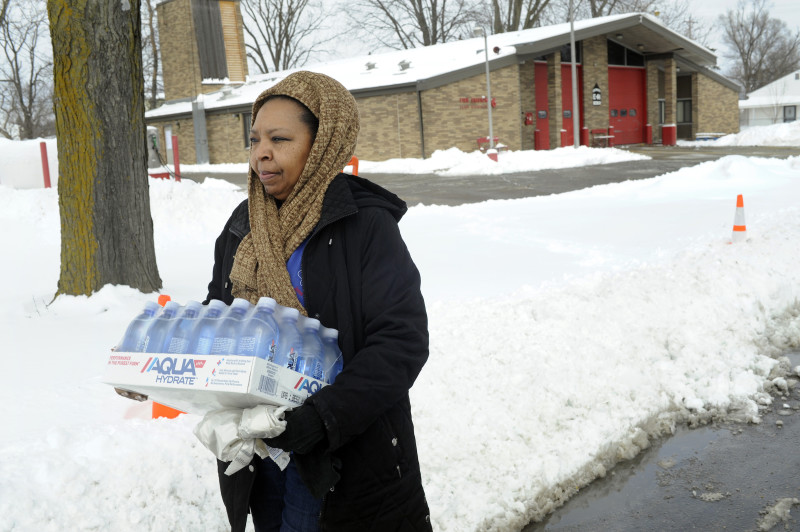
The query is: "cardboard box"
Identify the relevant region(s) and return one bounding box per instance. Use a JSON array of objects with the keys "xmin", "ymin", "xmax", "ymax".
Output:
[{"xmin": 103, "ymin": 352, "xmax": 326, "ymax": 416}]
